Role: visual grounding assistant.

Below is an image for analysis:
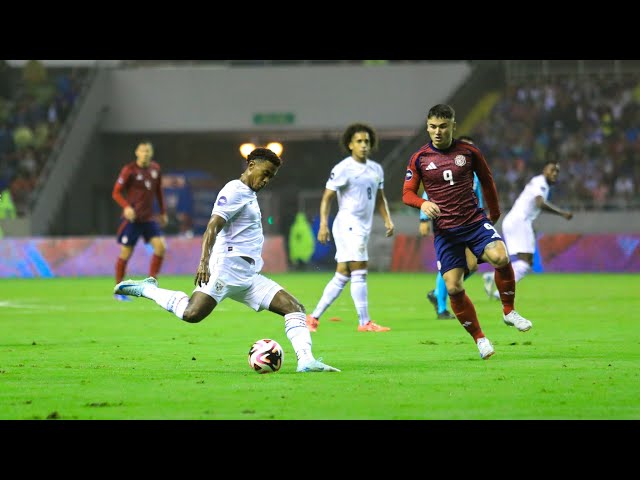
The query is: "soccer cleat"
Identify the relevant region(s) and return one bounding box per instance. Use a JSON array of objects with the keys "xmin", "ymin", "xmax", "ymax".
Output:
[
  {"xmin": 482, "ymin": 272, "xmax": 496, "ymax": 299},
  {"xmin": 306, "ymin": 315, "xmax": 319, "ymax": 332},
  {"xmin": 477, "ymin": 337, "xmax": 495, "ymax": 360},
  {"xmin": 296, "ymin": 358, "xmax": 341, "ymax": 372},
  {"xmin": 437, "ymin": 310, "xmax": 456, "ymax": 320},
  {"xmin": 113, "ymin": 277, "xmax": 158, "ymax": 297},
  {"xmin": 357, "ymin": 321, "xmax": 391, "ymax": 332},
  {"xmin": 113, "ymin": 294, "xmax": 132, "ymax": 302},
  {"xmin": 426, "ymin": 289, "xmax": 438, "ymax": 313},
  {"xmin": 503, "ymin": 310, "xmax": 533, "ymax": 332}
]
